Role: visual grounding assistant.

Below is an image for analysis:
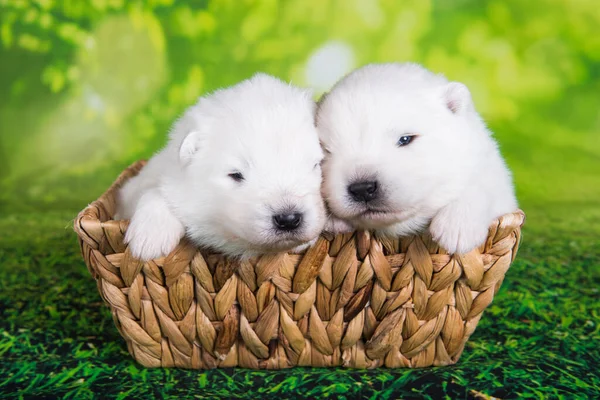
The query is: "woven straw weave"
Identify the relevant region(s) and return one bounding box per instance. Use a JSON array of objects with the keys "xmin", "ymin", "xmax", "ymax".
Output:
[{"xmin": 74, "ymin": 161, "xmax": 525, "ymax": 369}]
